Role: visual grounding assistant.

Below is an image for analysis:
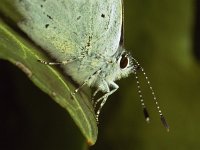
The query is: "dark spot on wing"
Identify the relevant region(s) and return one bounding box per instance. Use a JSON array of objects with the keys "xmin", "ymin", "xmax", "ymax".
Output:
[
  {"xmin": 47, "ymin": 14, "xmax": 53, "ymax": 20},
  {"xmin": 73, "ymin": 32, "xmax": 78, "ymax": 35},
  {"xmin": 40, "ymin": 4, "xmax": 43, "ymax": 8},
  {"xmin": 77, "ymin": 16, "xmax": 81, "ymax": 20},
  {"xmin": 86, "ymin": 36, "xmax": 92, "ymax": 47},
  {"xmin": 101, "ymin": 14, "xmax": 105, "ymax": 18},
  {"xmin": 45, "ymin": 24, "xmax": 49, "ymax": 28}
]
